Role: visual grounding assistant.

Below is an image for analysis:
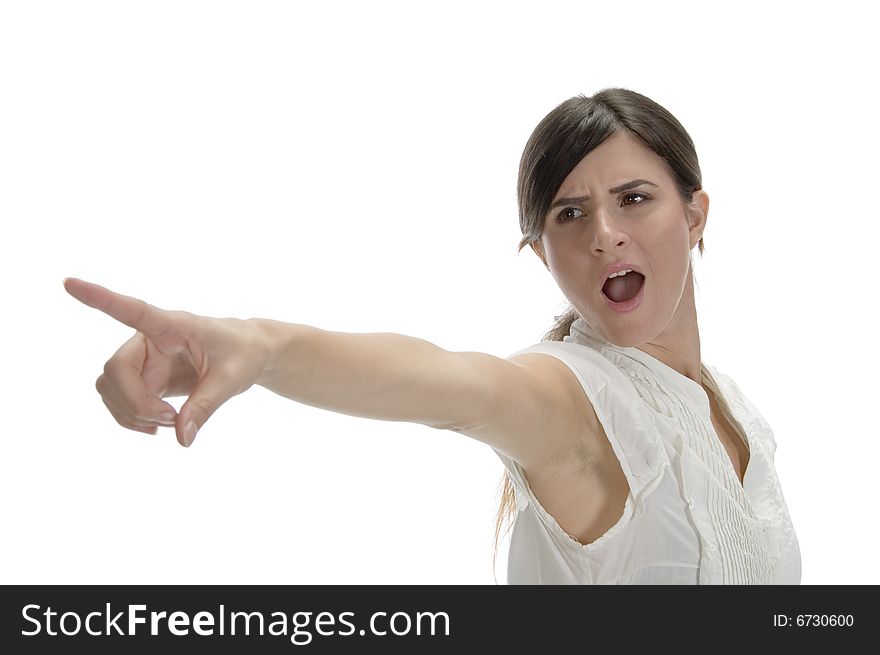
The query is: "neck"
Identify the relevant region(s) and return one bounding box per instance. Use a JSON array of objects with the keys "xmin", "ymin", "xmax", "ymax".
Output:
[{"xmin": 637, "ymin": 266, "xmax": 703, "ymax": 386}]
